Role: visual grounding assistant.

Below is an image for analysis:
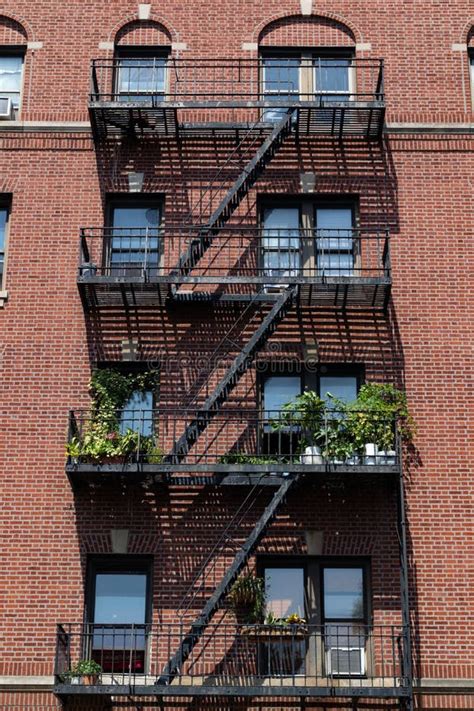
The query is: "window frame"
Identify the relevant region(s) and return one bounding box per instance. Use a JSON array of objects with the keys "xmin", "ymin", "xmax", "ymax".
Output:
[
  {"xmin": 259, "ymin": 203, "xmax": 302, "ymax": 288},
  {"xmin": 258, "ymin": 556, "xmax": 372, "ymax": 678},
  {"xmin": 259, "ymin": 47, "xmax": 355, "ymax": 103},
  {"xmin": 314, "ymin": 199, "xmax": 358, "ymax": 276},
  {"xmin": 104, "ymin": 194, "xmax": 164, "ymax": 276},
  {"xmin": 85, "ymin": 555, "xmax": 153, "ymax": 674},
  {"xmin": 0, "ymin": 196, "xmax": 12, "ymax": 293},
  {"xmin": 258, "ymin": 195, "xmax": 359, "ymax": 277},
  {"xmin": 0, "ymin": 46, "xmax": 26, "ymax": 115},
  {"xmin": 113, "ymin": 45, "xmax": 170, "ymax": 102}
]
